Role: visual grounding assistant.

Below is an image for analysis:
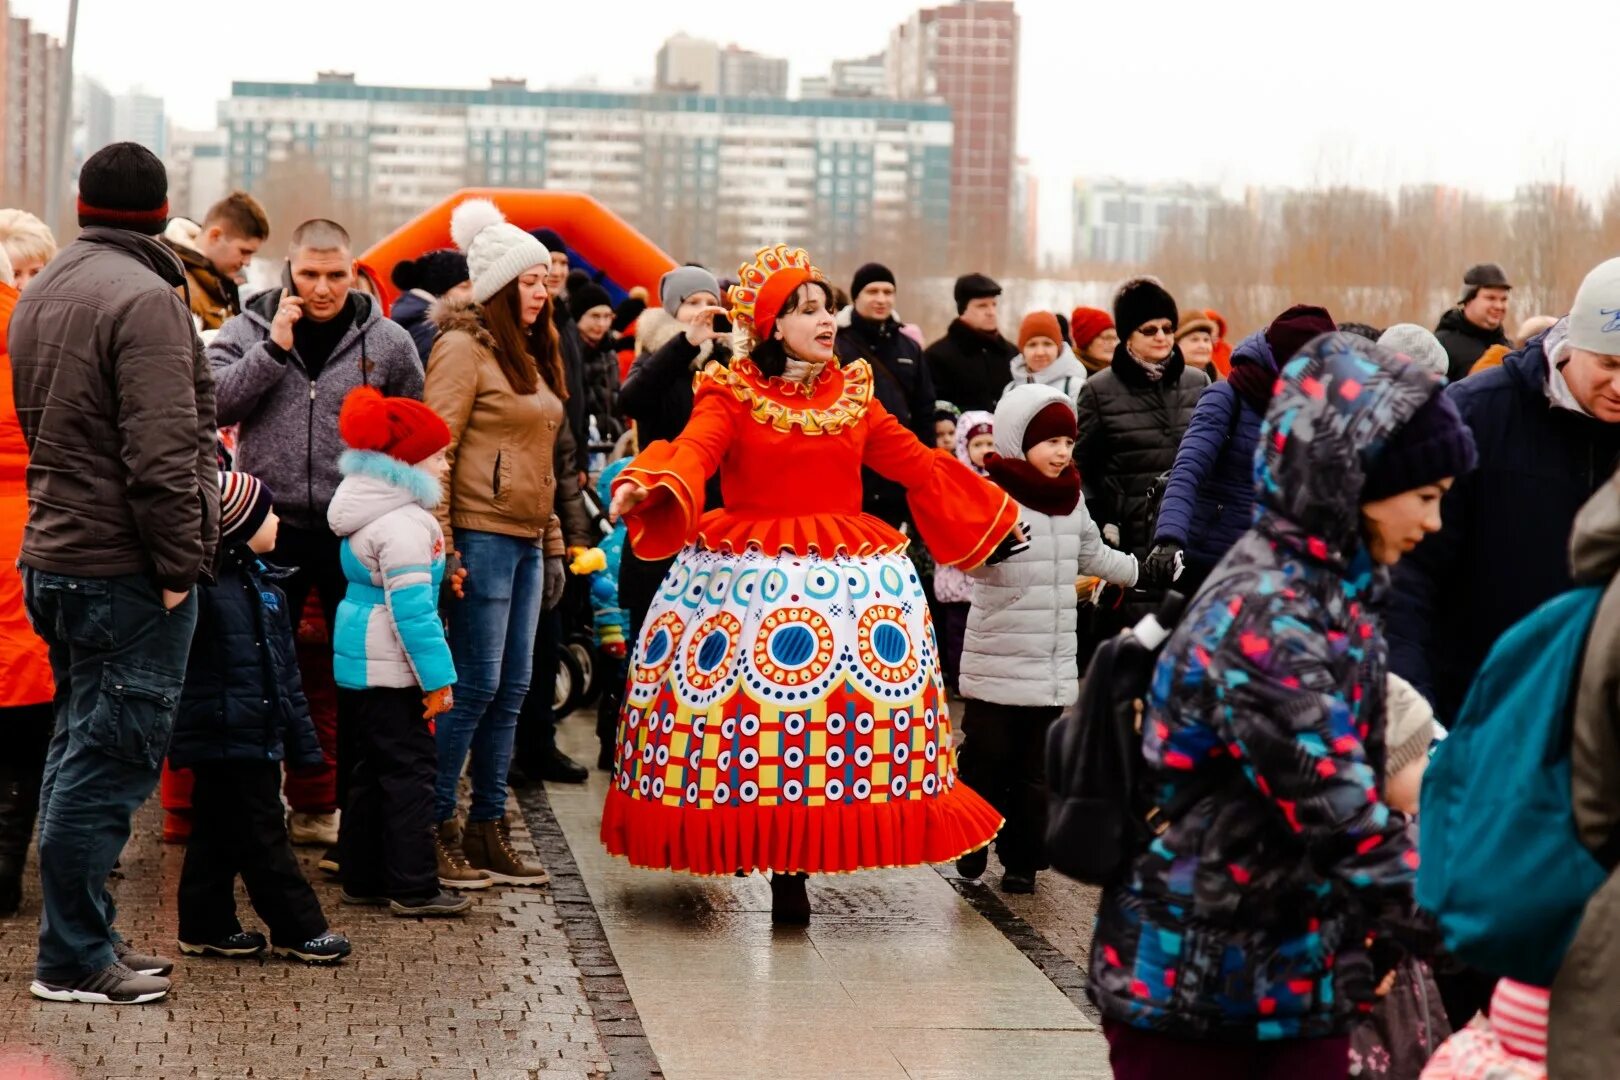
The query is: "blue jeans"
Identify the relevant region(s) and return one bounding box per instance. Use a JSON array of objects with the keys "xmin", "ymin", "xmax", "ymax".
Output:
[
  {"xmin": 435, "ymin": 531, "xmax": 543, "ymax": 823},
  {"xmin": 22, "ymin": 570, "xmax": 197, "ymax": 981}
]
